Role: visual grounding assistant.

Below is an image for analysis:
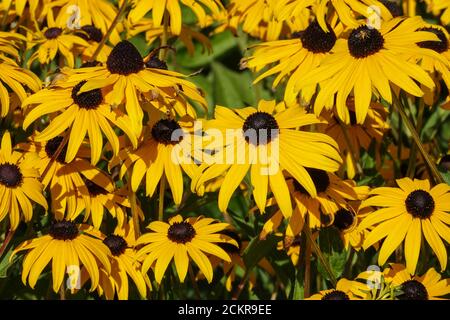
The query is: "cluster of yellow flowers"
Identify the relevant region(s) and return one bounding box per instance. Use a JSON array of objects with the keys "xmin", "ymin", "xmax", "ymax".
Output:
[{"xmin": 0, "ymin": 0, "xmax": 450, "ymax": 300}]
